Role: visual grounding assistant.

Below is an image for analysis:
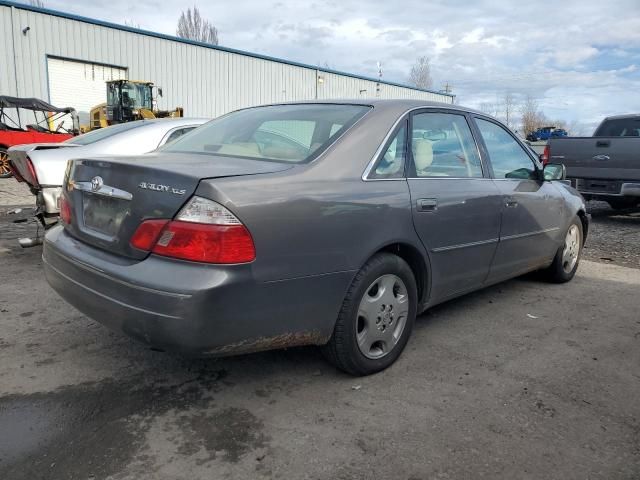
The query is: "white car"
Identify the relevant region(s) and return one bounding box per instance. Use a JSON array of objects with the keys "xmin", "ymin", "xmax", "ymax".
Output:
[{"xmin": 9, "ymin": 117, "xmax": 208, "ymax": 225}]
